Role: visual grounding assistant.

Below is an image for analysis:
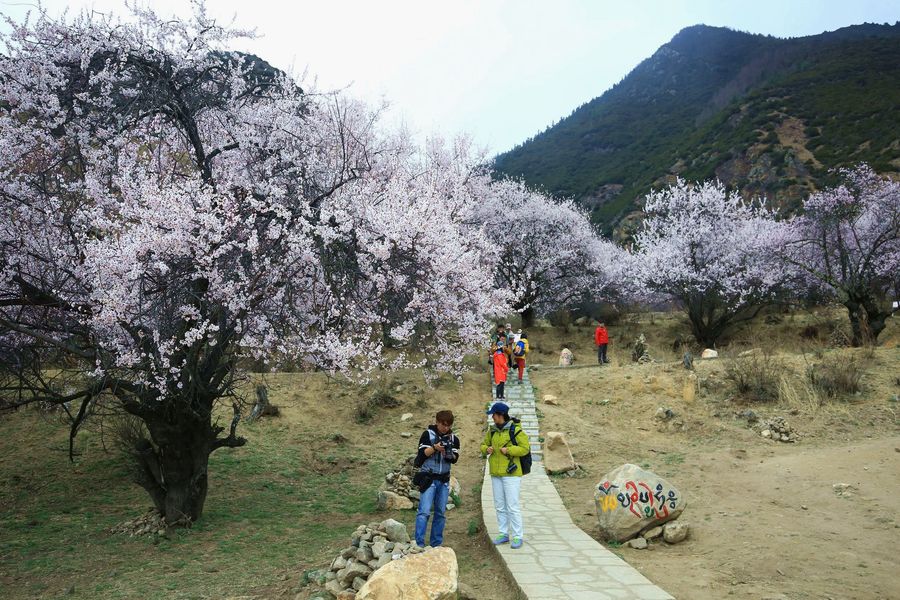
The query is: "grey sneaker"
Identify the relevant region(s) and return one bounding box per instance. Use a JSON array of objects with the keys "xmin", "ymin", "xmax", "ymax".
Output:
[
  {"xmin": 492, "ymin": 534, "xmax": 510, "ymax": 545},
  {"xmin": 511, "ymin": 537, "xmax": 523, "ymax": 549}
]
